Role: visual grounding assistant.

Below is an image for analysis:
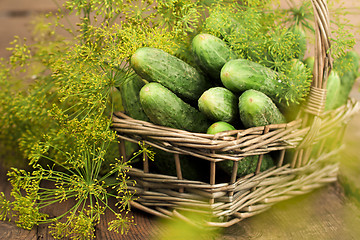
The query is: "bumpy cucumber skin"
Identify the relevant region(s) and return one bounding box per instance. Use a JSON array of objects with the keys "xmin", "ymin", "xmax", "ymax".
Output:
[
  {"xmin": 191, "ymin": 33, "xmax": 237, "ymax": 81},
  {"xmin": 206, "ymin": 121, "xmax": 236, "ymax": 135},
  {"xmin": 139, "ymin": 82, "xmax": 211, "ymax": 133},
  {"xmin": 118, "ymin": 75, "xmax": 150, "ymax": 121},
  {"xmin": 218, "ymin": 154, "xmax": 274, "ymax": 177},
  {"xmin": 325, "ymin": 71, "xmax": 341, "ymax": 111},
  {"xmin": 131, "ymin": 47, "xmax": 212, "ymax": 101},
  {"xmin": 221, "ymin": 59, "xmax": 279, "ymax": 100},
  {"xmin": 238, "ymin": 89, "xmax": 286, "ymax": 128},
  {"xmin": 198, "ymin": 87, "xmax": 238, "ymax": 123},
  {"xmin": 221, "ymin": 58, "xmax": 311, "ymax": 106}
]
